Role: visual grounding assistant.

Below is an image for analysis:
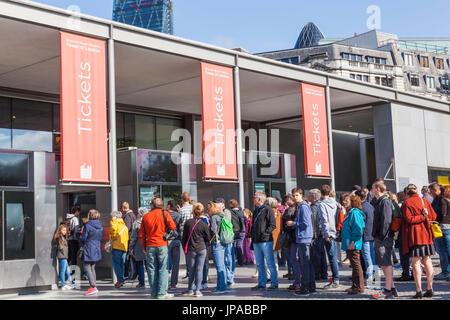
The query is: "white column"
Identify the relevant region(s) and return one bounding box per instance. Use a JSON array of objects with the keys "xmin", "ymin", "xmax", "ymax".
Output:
[{"xmin": 234, "ymin": 58, "xmax": 245, "ymax": 208}]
